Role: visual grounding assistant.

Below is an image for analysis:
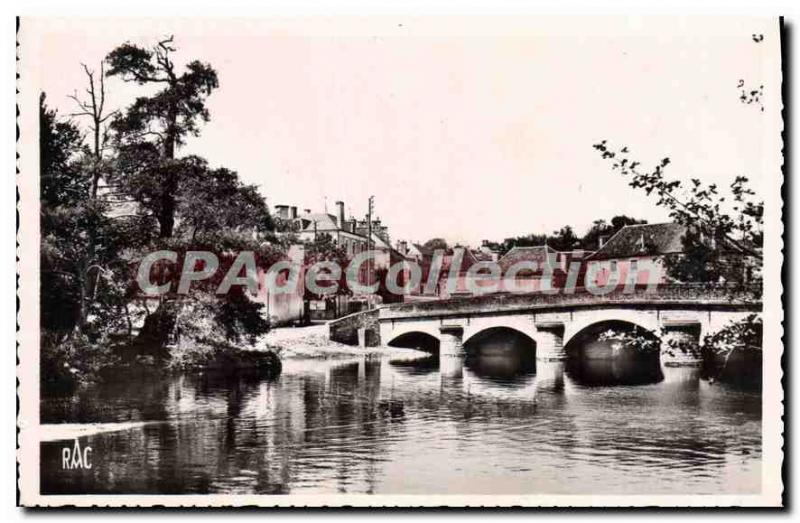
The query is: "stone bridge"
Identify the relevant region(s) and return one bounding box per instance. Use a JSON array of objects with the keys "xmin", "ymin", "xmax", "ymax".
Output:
[{"xmin": 329, "ymin": 285, "xmax": 761, "ymax": 366}]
